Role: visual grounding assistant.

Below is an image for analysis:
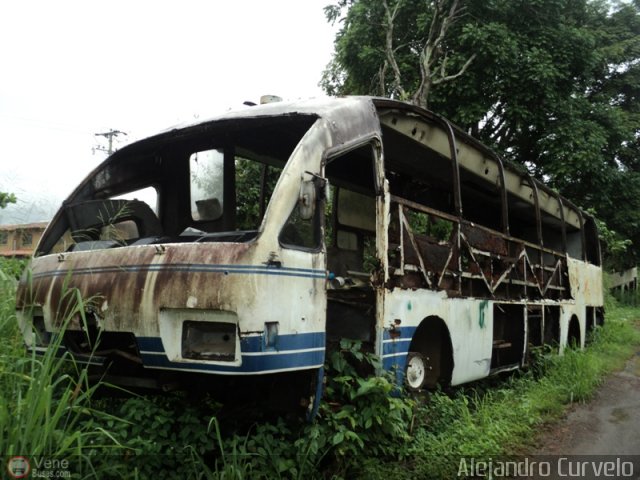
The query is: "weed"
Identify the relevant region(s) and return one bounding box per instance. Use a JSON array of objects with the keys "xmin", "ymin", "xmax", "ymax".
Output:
[
  {"xmin": 0, "ymin": 257, "xmax": 28, "ymax": 280},
  {"xmin": 362, "ymin": 305, "xmax": 640, "ymax": 479},
  {"xmin": 3, "ymin": 257, "xmax": 640, "ymax": 479},
  {"xmin": 200, "ymin": 339, "xmax": 414, "ymax": 479},
  {"xmin": 0, "ymin": 268, "xmax": 139, "ymax": 477}
]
